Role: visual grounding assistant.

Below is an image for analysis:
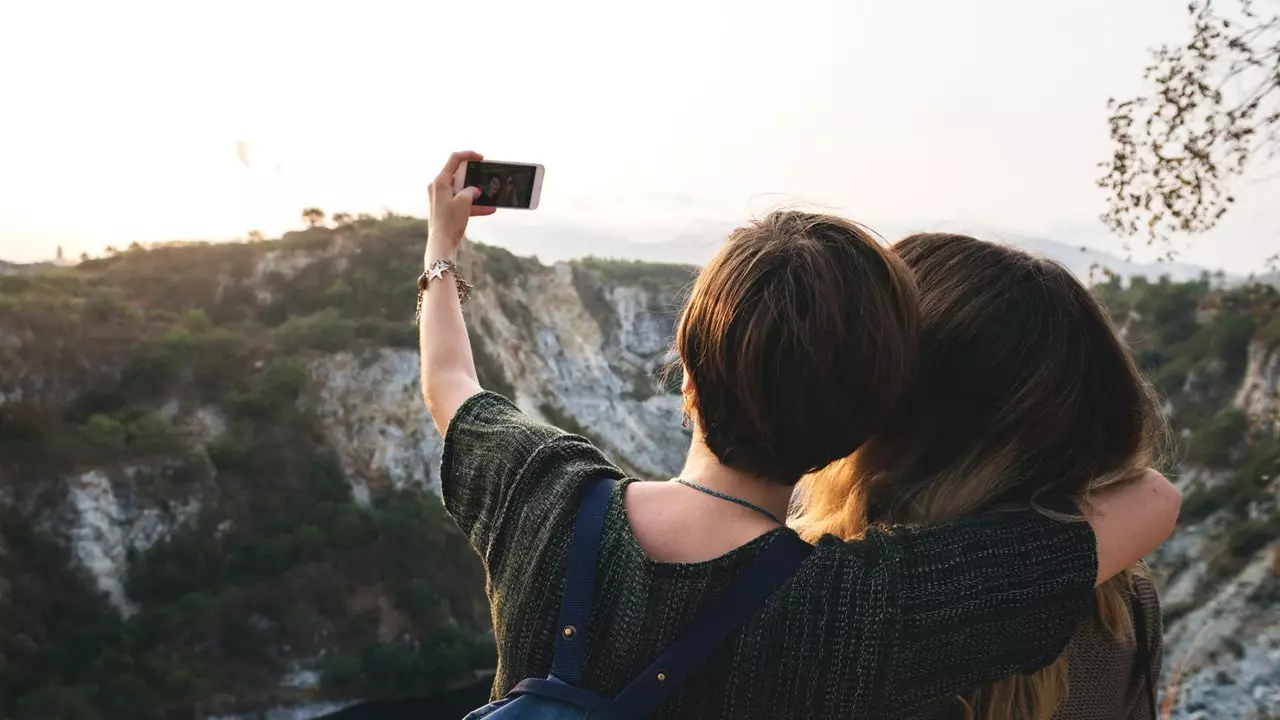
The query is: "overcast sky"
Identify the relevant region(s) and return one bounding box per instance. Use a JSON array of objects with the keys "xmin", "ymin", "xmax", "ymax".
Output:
[{"xmin": 1, "ymin": 0, "xmax": 1276, "ymax": 271}]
